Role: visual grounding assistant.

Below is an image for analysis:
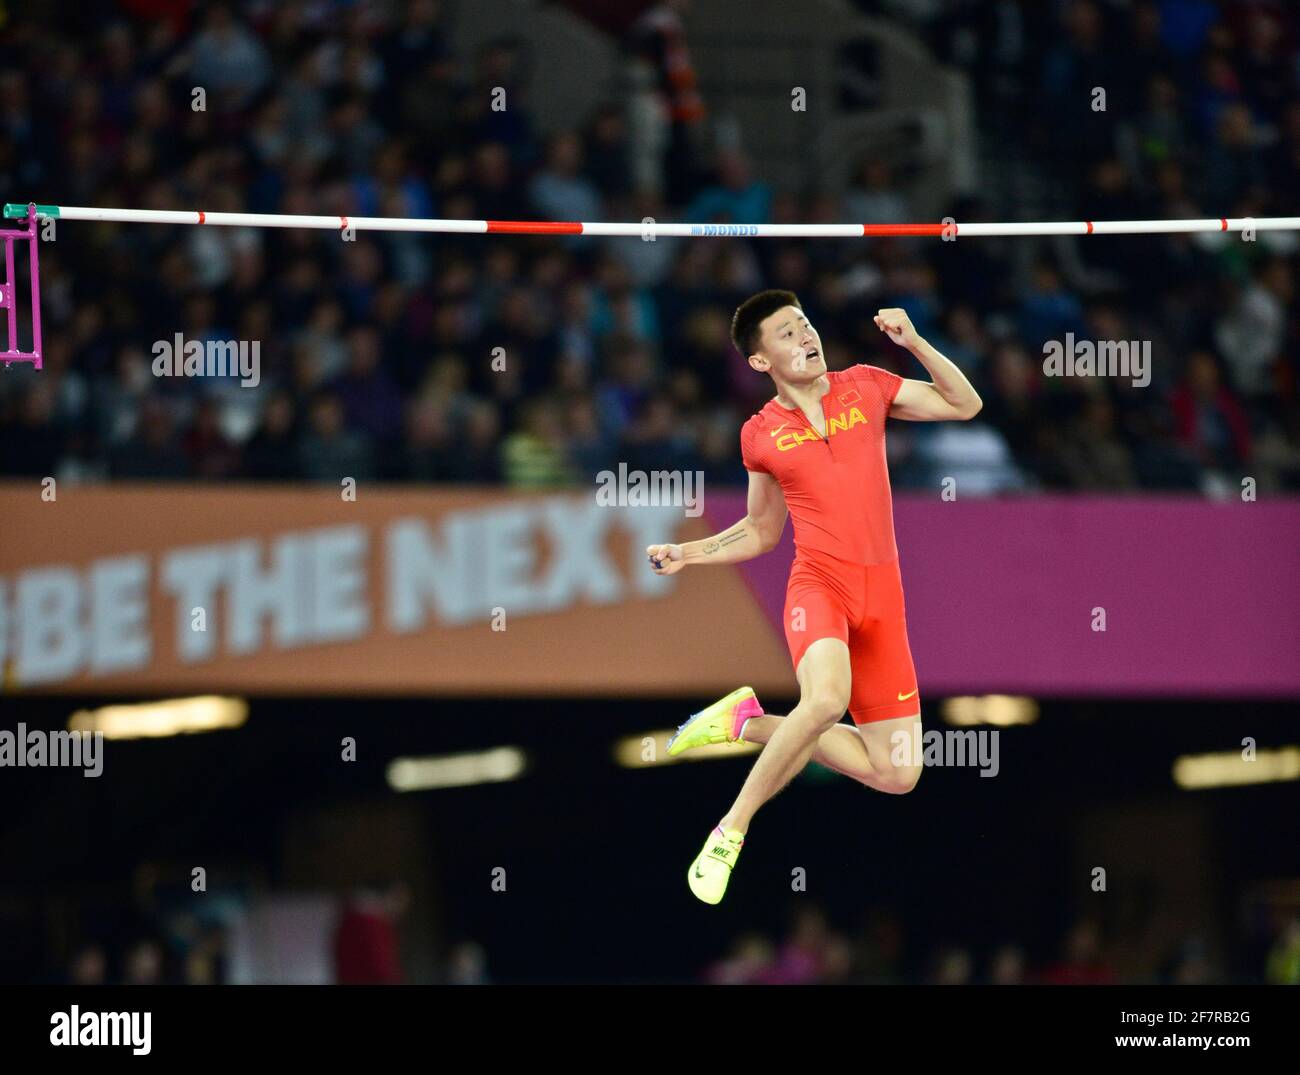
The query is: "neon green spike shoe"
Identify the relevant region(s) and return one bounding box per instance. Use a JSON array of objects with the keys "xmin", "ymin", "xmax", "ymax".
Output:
[
  {"xmin": 688, "ymin": 825, "xmax": 746, "ymax": 905},
  {"xmin": 667, "ymin": 686, "xmax": 764, "ymax": 757}
]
